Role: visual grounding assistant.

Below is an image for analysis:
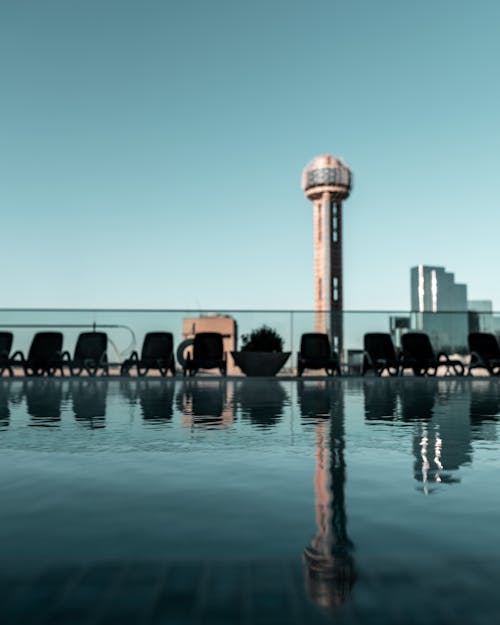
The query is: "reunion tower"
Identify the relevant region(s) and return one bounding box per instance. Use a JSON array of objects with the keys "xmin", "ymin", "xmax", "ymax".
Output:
[{"xmin": 301, "ymin": 154, "xmax": 352, "ymax": 356}]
